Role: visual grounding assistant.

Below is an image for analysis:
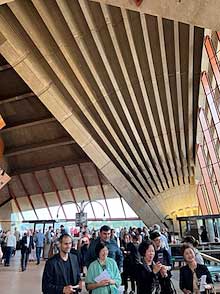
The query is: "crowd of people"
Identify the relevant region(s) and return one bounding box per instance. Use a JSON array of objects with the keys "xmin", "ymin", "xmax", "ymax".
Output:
[{"xmin": 0, "ymin": 224, "xmax": 214, "ymax": 294}]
